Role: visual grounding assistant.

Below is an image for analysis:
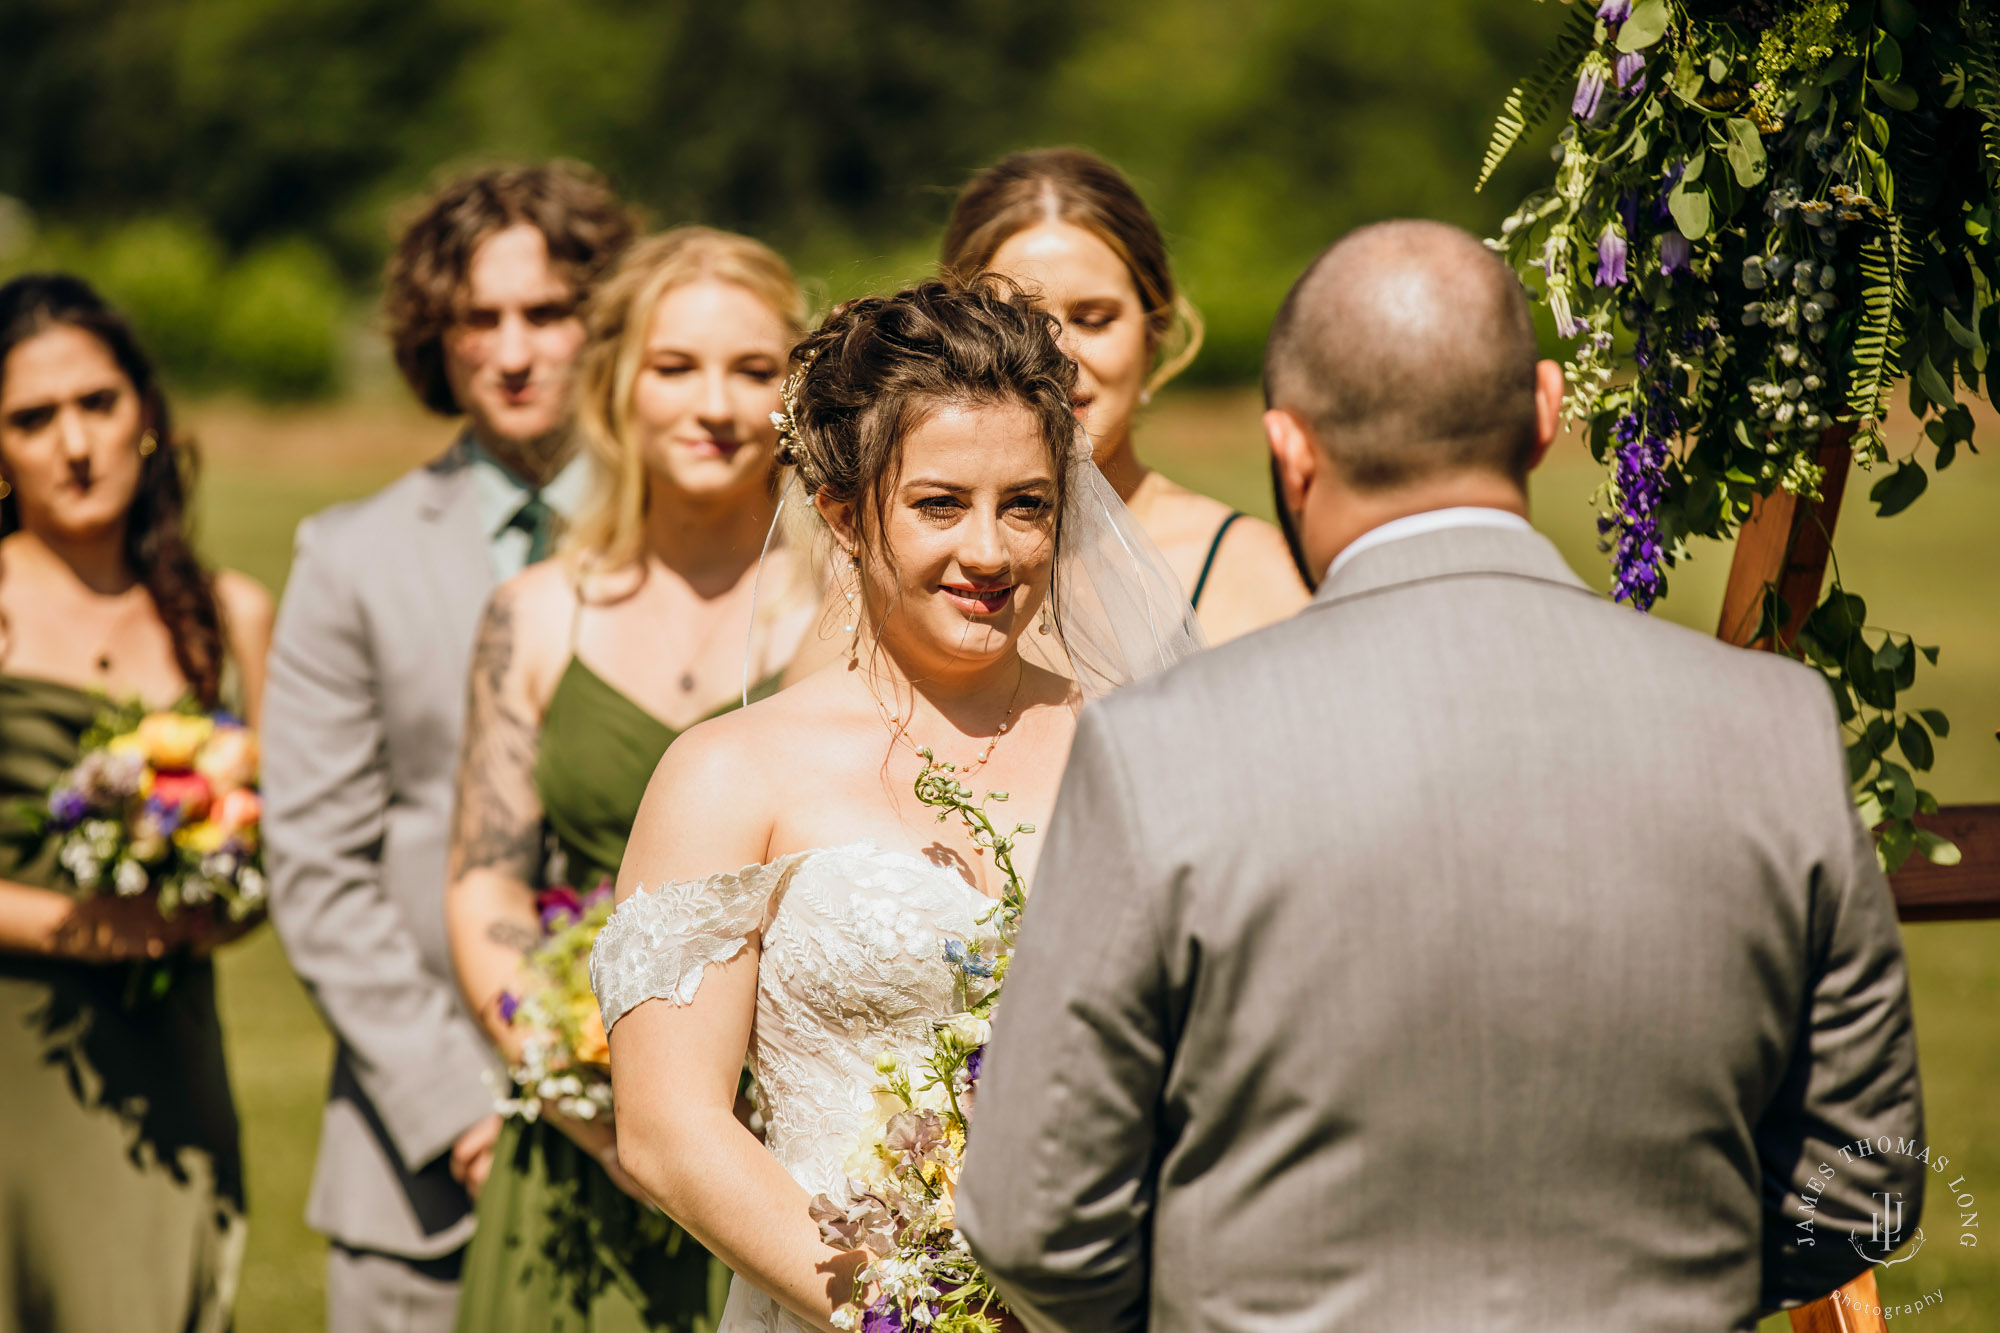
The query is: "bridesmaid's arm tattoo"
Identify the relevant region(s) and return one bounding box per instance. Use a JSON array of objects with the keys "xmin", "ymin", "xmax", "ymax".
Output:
[{"xmin": 450, "ymin": 589, "xmax": 546, "ymax": 883}]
